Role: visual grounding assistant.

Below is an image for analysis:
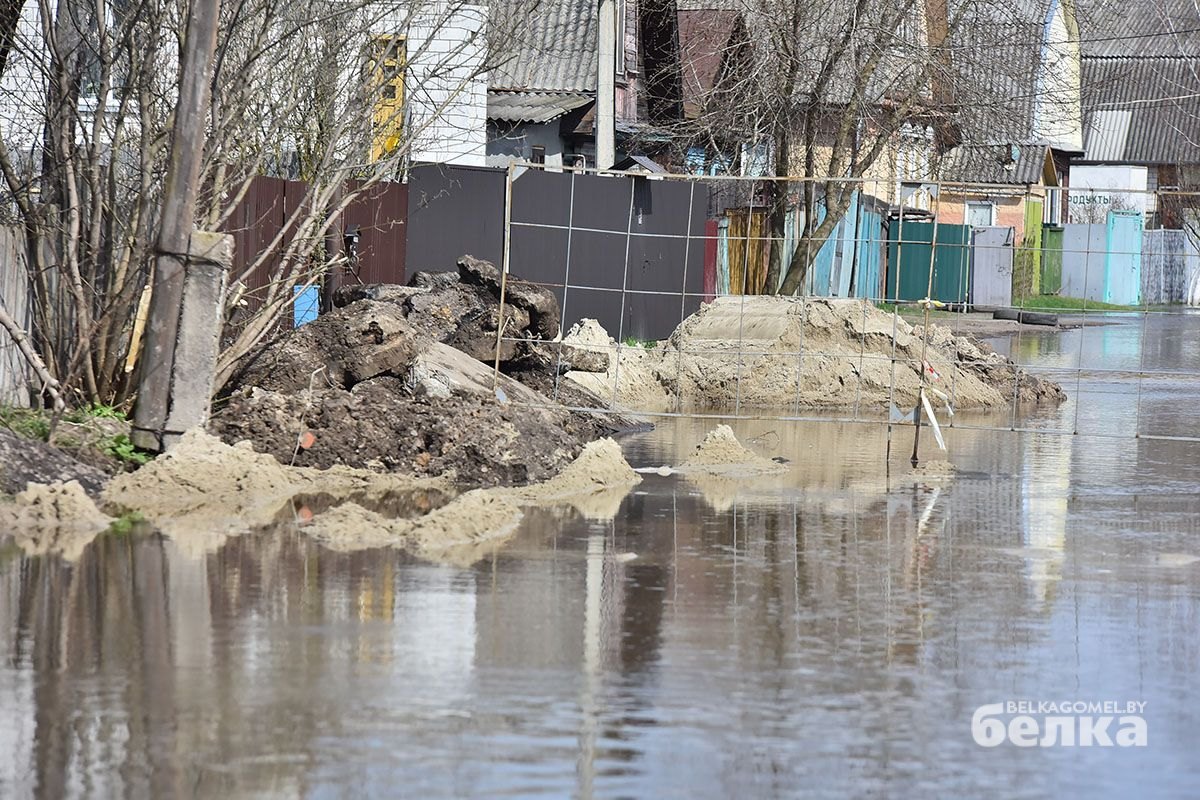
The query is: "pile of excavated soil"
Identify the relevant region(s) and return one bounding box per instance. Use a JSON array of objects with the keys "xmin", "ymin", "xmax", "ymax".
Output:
[
  {"xmin": 0, "ymin": 428, "xmax": 109, "ymax": 497},
  {"xmin": 679, "ymin": 425, "xmax": 790, "ymax": 476},
  {"xmin": 507, "ymin": 438, "xmax": 640, "ymax": 502},
  {"xmin": 0, "ymin": 481, "xmax": 113, "ymax": 561},
  {"xmin": 562, "ymin": 319, "xmax": 674, "ymax": 410},
  {"xmin": 103, "ymin": 430, "xmax": 444, "ymax": 542},
  {"xmin": 564, "ymin": 298, "xmax": 1064, "ymax": 412}
]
